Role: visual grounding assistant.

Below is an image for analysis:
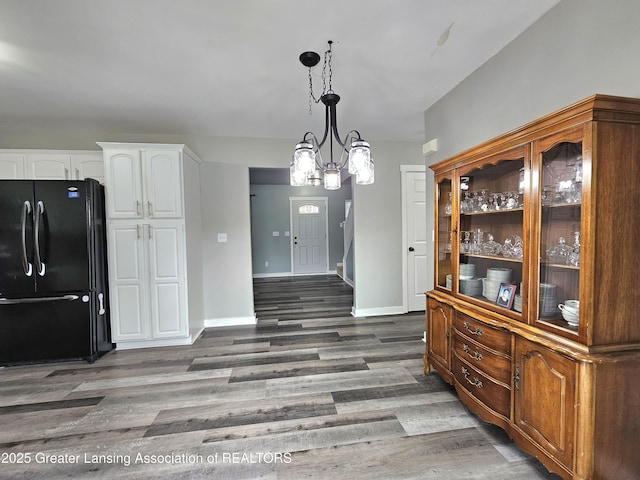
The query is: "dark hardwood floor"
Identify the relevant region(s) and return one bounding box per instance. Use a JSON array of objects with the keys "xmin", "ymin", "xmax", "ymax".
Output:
[{"xmin": 0, "ymin": 275, "xmax": 560, "ymax": 479}]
